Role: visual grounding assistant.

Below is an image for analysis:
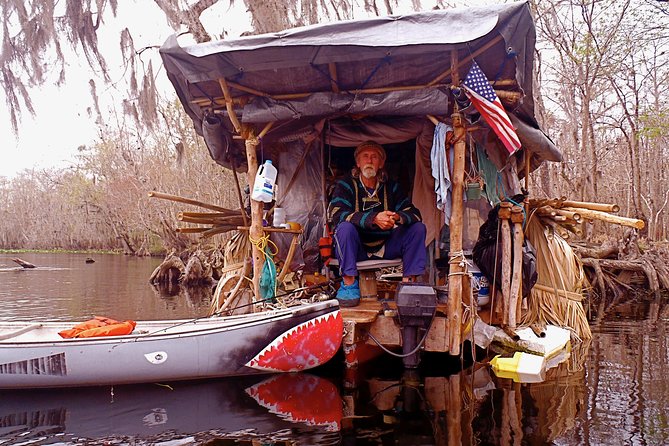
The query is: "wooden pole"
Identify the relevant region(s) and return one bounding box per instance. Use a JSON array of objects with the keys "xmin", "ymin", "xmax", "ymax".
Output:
[
  {"xmin": 560, "ymin": 200, "xmax": 620, "ymax": 213},
  {"xmin": 509, "ymin": 206, "xmax": 524, "ymax": 328},
  {"xmin": 562, "ymin": 207, "xmax": 644, "ymax": 229},
  {"xmin": 428, "ymin": 34, "xmax": 504, "ymax": 86},
  {"xmin": 524, "ymin": 150, "xmax": 530, "ymax": 216},
  {"xmin": 218, "ymin": 78, "xmax": 242, "ymax": 134},
  {"xmin": 328, "ymin": 62, "xmax": 340, "ymax": 93},
  {"xmin": 447, "ymin": 49, "xmax": 464, "ymax": 356},
  {"xmin": 244, "ymin": 133, "xmax": 265, "ymax": 303},
  {"xmin": 499, "ymin": 202, "xmax": 512, "ymax": 326},
  {"xmin": 148, "ymin": 191, "xmax": 229, "ymax": 212},
  {"xmin": 446, "ymin": 374, "xmax": 462, "ymax": 446}
]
